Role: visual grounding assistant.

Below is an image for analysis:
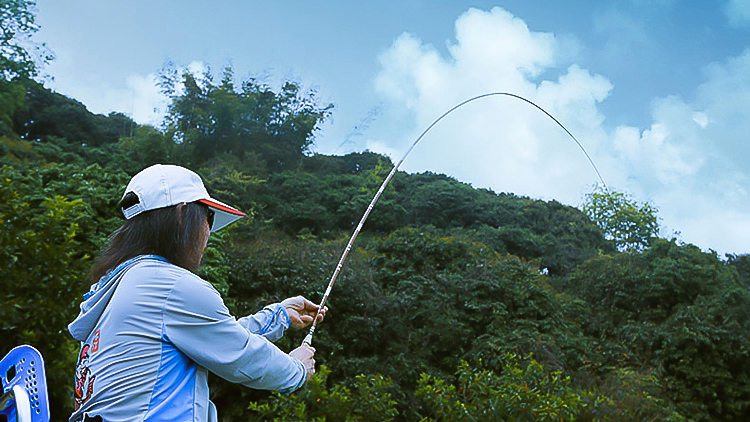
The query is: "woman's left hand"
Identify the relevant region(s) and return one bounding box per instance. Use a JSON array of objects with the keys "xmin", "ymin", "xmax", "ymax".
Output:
[{"xmin": 281, "ymin": 296, "xmax": 327, "ymax": 329}]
